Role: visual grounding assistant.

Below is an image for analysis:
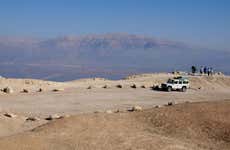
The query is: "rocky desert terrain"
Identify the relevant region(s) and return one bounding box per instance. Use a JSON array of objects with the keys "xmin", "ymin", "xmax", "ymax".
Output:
[{"xmin": 0, "ymin": 73, "xmax": 229, "ymax": 150}]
